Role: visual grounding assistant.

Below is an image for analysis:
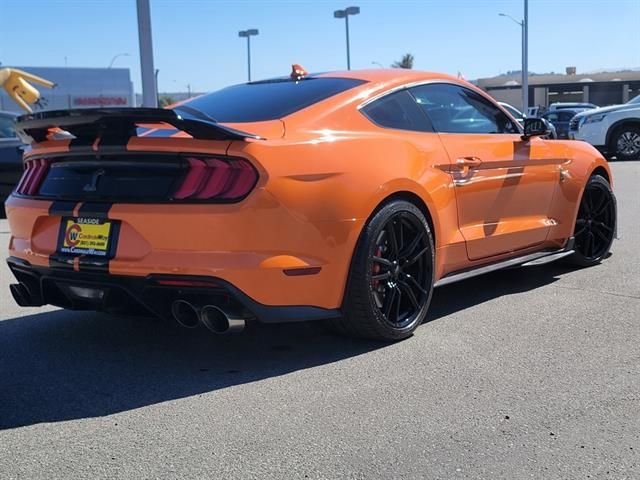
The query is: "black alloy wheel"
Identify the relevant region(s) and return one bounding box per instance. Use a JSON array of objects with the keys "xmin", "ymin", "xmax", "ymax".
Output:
[
  {"xmin": 335, "ymin": 200, "xmax": 434, "ymax": 341},
  {"xmin": 569, "ymin": 175, "xmax": 616, "ymax": 266},
  {"xmin": 370, "ymin": 212, "xmax": 431, "ymax": 329}
]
